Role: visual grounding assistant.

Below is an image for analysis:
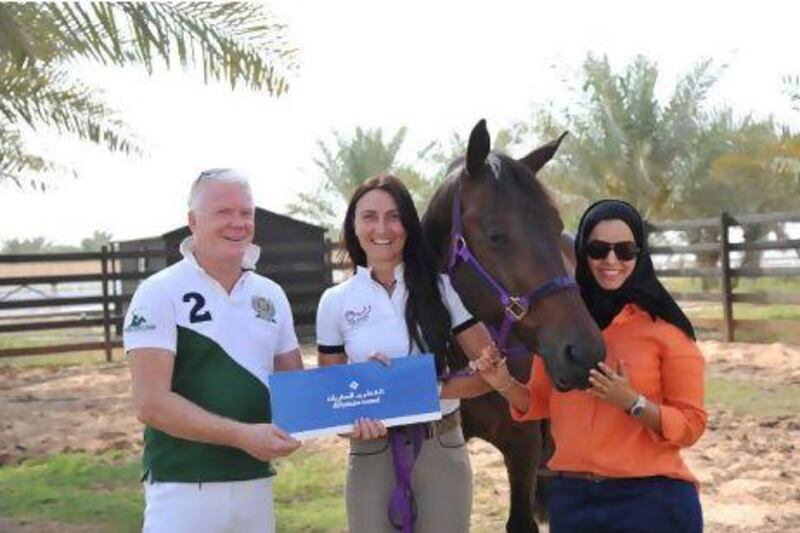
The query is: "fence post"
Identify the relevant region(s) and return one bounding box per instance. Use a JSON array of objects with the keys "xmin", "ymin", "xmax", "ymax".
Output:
[
  {"xmin": 100, "ymin": 245, "xmax": 113, "ymax": 361},
  {"xmin": 719, "ymin": 212, "xmax": 734, "ymax": 342}
]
